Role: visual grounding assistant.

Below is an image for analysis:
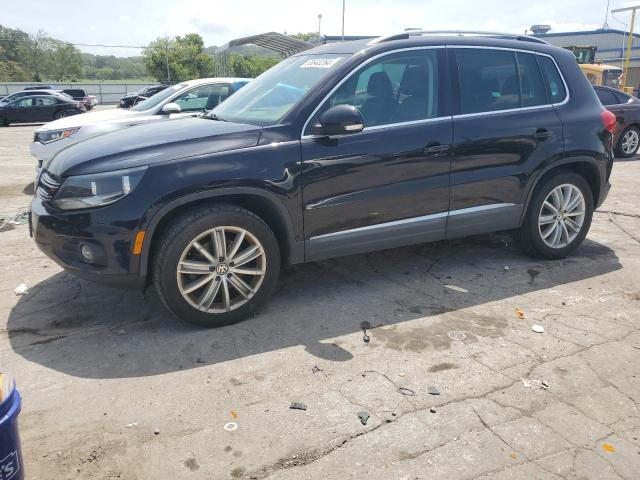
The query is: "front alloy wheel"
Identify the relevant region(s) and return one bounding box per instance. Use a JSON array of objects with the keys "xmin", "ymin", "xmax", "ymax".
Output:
[
  {"xmin": 177, "ymin": 226, "xmax": 266, "ymax": 313},
  {"xmin": 153, "ymin": 205, "xmax": 280, "ymax": 327}
]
